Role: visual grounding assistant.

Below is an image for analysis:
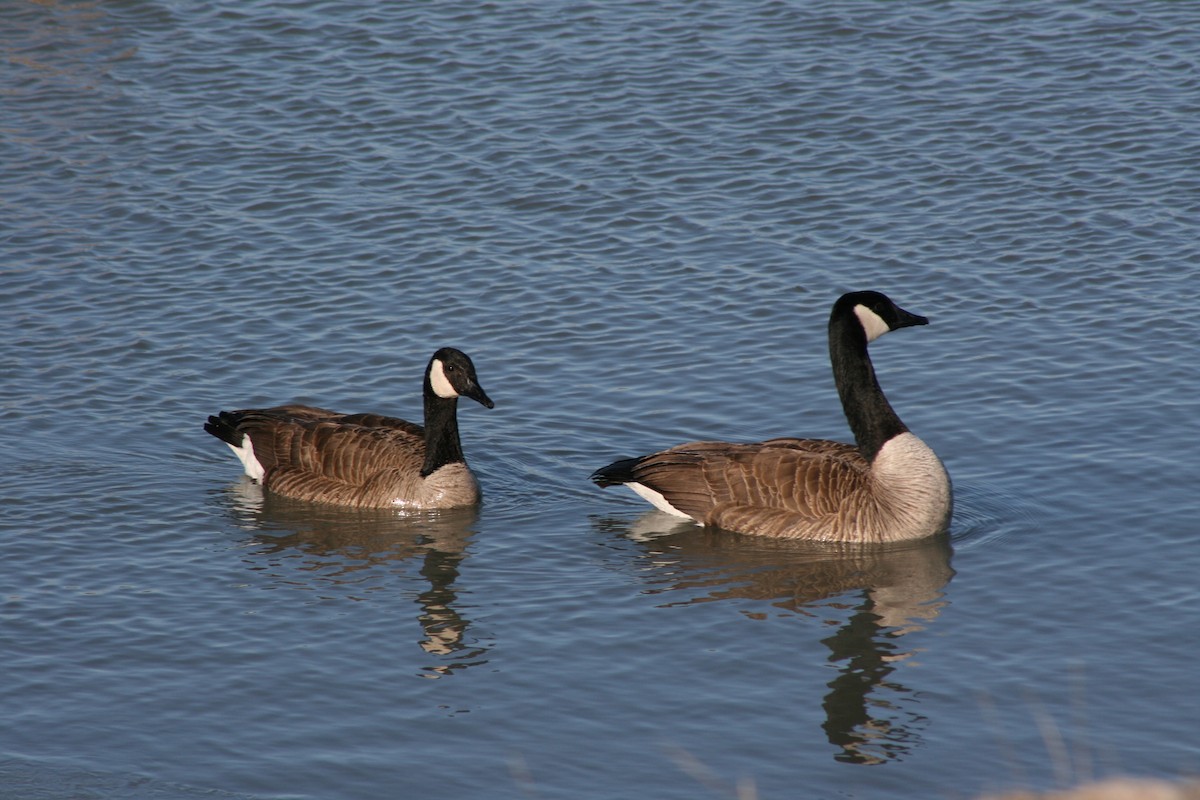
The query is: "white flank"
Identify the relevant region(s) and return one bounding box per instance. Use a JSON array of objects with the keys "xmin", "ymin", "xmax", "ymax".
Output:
[
  {"xmin": 854, "ymin": 304, "xmax": 891, "ymax": 343},
  {"xmin": 627, "ymin": 482, "xmax": 696, "ymax": 521},
  {"xmin": 226, "ymin": 436, "xmax": 265, "ymax": 483},
  {"xmin": 429, "ymin": 358, "xmax": 458, "ymax": 399}
]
